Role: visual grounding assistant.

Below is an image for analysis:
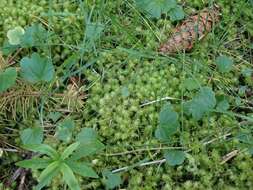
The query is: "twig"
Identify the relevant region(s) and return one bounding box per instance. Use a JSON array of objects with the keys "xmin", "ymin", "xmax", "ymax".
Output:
[
  {"xmin": 220, "ymin": 149, "xmax": 240, "ymax": 165},
  {"xmin": 106, "ymin": 146, "xmax": 185, "ymax": 156},
  {"xmin": 18, "ymin": 169, "xmax": 27, "ymax": 190},
  {"xmin": 111, "ymin": 132, "xmax": 232, "ymax": 173},
  {"xmin": 0, "ymin": 148, "xmax": 18, "ymax": 152},
  {"xmin": 140, "ymin": 97, "xmax": 180, "ymax": 107}
]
